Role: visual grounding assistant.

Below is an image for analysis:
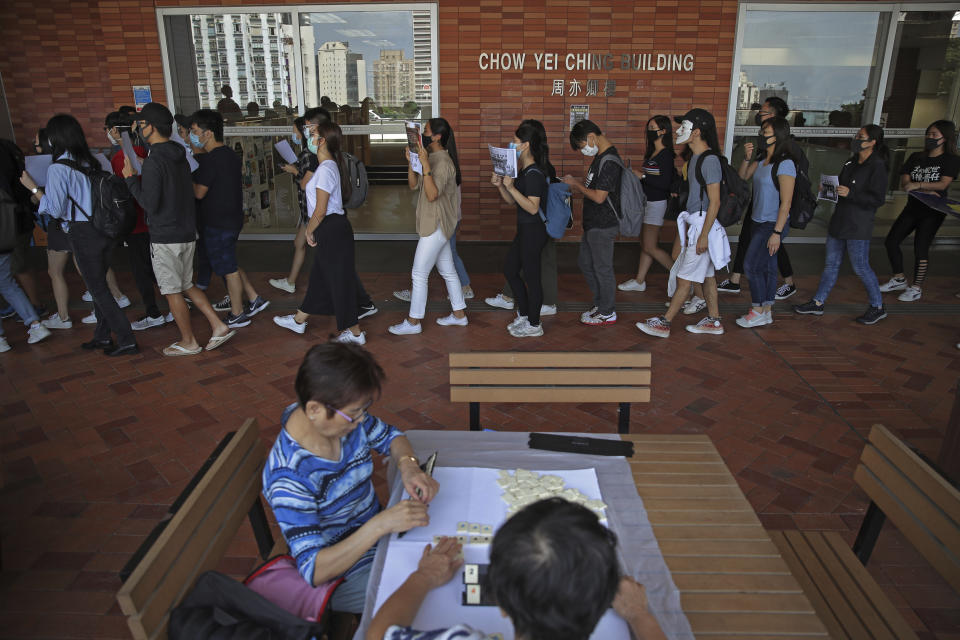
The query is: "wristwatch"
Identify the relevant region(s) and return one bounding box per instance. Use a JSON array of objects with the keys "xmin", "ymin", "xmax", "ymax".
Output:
[
  {"xmin": 30, "ymin": 186, "xmax": 39, "ymax": 194},
  {"xmin": 772, "ymin": 229, "xmax": 782, "ymax": 235}
]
